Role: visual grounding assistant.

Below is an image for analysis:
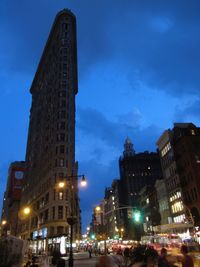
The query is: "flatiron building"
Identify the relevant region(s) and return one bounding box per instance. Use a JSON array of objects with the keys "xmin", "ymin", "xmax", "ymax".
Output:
[{"xmin": 20, "ymin": 9, "xmax": 80, "ymax": 252}]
